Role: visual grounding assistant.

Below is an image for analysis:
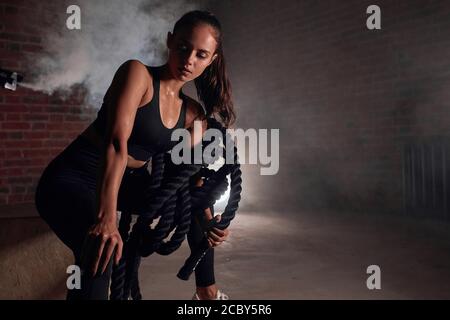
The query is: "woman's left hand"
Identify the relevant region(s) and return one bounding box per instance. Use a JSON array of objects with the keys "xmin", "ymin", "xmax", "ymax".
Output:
[{"xmin": 207, "ymin": 214, "xmax": 230, "ymax": 248}]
